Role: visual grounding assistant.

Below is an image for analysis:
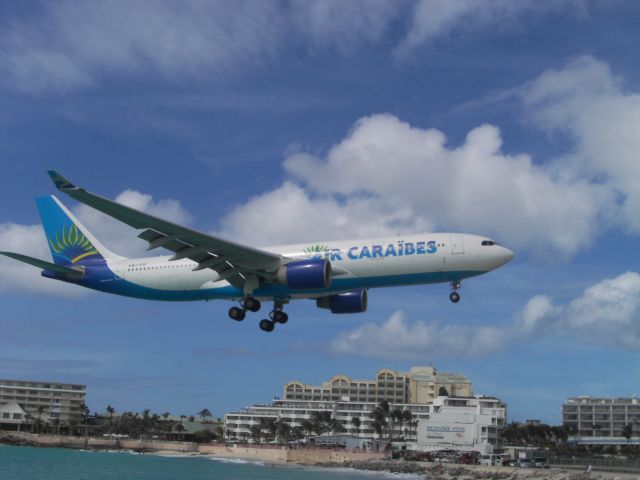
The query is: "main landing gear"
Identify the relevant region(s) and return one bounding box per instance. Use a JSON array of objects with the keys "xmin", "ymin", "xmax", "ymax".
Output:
[
  {"xmin": 449, "ymin": 281, "xmax": 461, "ymax": 303},
  {"xmin": 228, "ymin": 297, "xmax": 289, "ymax": 332},
  {"xmin": 258, "ymin": 301, "xmax": 288, "ymax": 332},
  {"xmin": 227, "ymin": 296, "xmax": 262, "ymax": 322}
]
